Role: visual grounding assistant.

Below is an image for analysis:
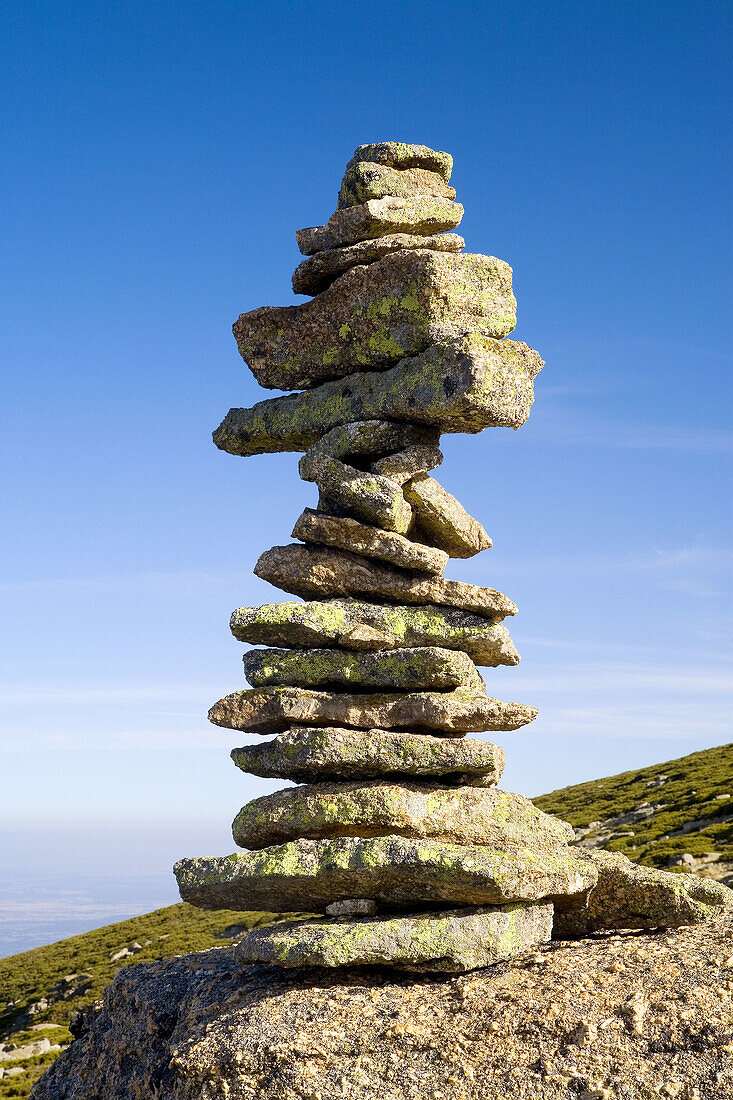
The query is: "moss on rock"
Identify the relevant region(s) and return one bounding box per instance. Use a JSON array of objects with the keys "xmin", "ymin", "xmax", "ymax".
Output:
[
  {"xmin": 229, "ymin": 598, "xmax": 521, "ymax": 667},
  {"xmin": 234, "ymin": 251, "xmax": 515, "ymax": 390},
  {"xmin": 234, "ymin": 902, "xmax": 553, "ymax": 972},
  {"xmin": 213, "ymin": 333, "xmax": 544, "ymax": 457}
]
